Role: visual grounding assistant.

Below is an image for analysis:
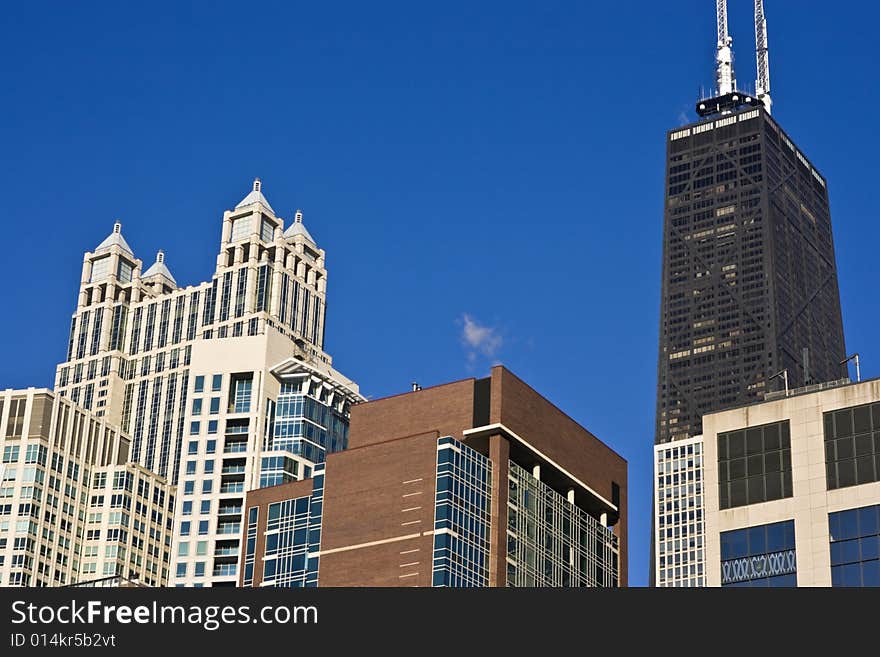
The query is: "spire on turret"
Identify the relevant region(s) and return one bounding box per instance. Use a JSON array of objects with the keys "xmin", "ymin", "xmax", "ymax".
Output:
[
  {"xmin": 235, "ymin": 177, "xmax": 275, "ymax": 214},
  {"xmin": 283, "ymin": 208, "xmax": 317, "ymax": 246},
  {"xmin": 143, "ymin": 249, "xmax": 177, "ymax": 286},
  {"xmin": 95, "ymin": 220, "xmax": 135, "ymax": 256}
]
